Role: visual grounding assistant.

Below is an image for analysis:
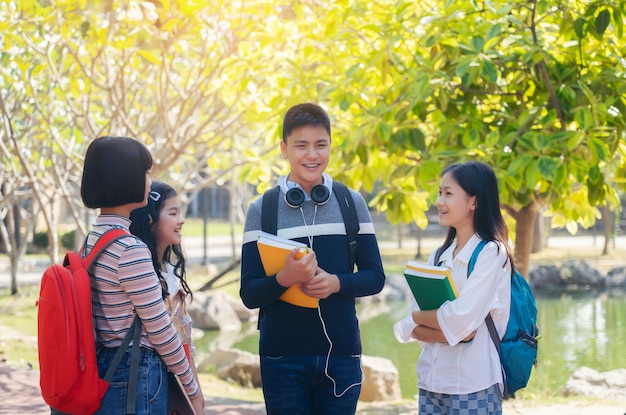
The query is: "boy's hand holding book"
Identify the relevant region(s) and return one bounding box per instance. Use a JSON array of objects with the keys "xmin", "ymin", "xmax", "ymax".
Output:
[
  {"xmin": 256, "ymin": 231, "xmax": 320, "ymax": 308},
  {"xmin": 300, "ymin": 267, "xmax": 341, "ymax": 299},
  {"xmin": 276, "ymin": 248, "xmax": 317, "ymax": 287}
]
